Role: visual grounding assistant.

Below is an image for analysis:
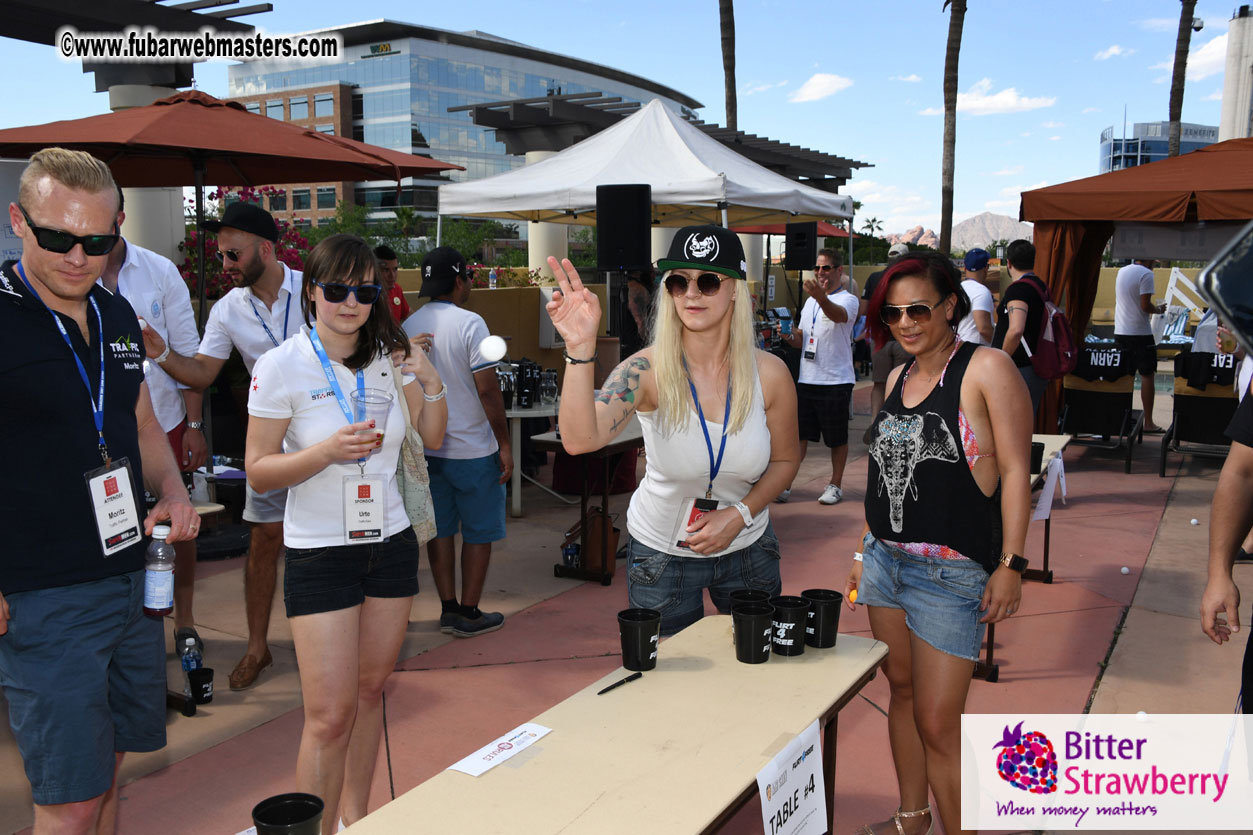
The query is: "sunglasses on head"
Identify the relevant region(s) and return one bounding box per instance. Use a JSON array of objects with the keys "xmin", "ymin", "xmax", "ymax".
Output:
[
  {"xmin": 316, "ymin": 281, "xmax": 381, "ymax": 305},
  {"xmin": 19, "ymin": 204, "xmax": 119, "ymax": 257},
  {"xmin": 879, "ymin": 298, "xmax": 947, "ymax": 326},
  {"xmin": 664, "ymin": 272, "xmax": 727, "ymax": 297}
]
